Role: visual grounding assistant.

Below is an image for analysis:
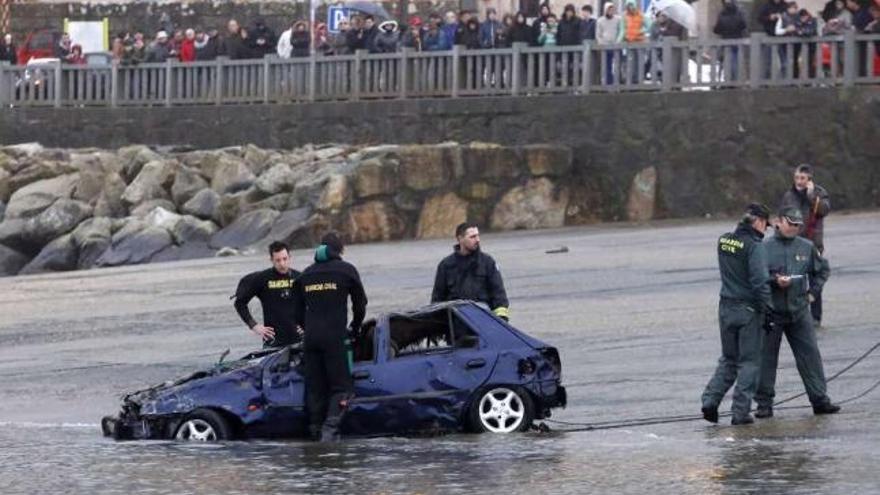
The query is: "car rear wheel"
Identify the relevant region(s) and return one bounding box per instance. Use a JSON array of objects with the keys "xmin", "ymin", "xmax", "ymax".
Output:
[
  {"xmin": 469, "ymin": 386, "xmax": 534, "ymax": 433},
  {"xmin": 174, "ymin": 409, "xmax": 232, "ymax": 442}
]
